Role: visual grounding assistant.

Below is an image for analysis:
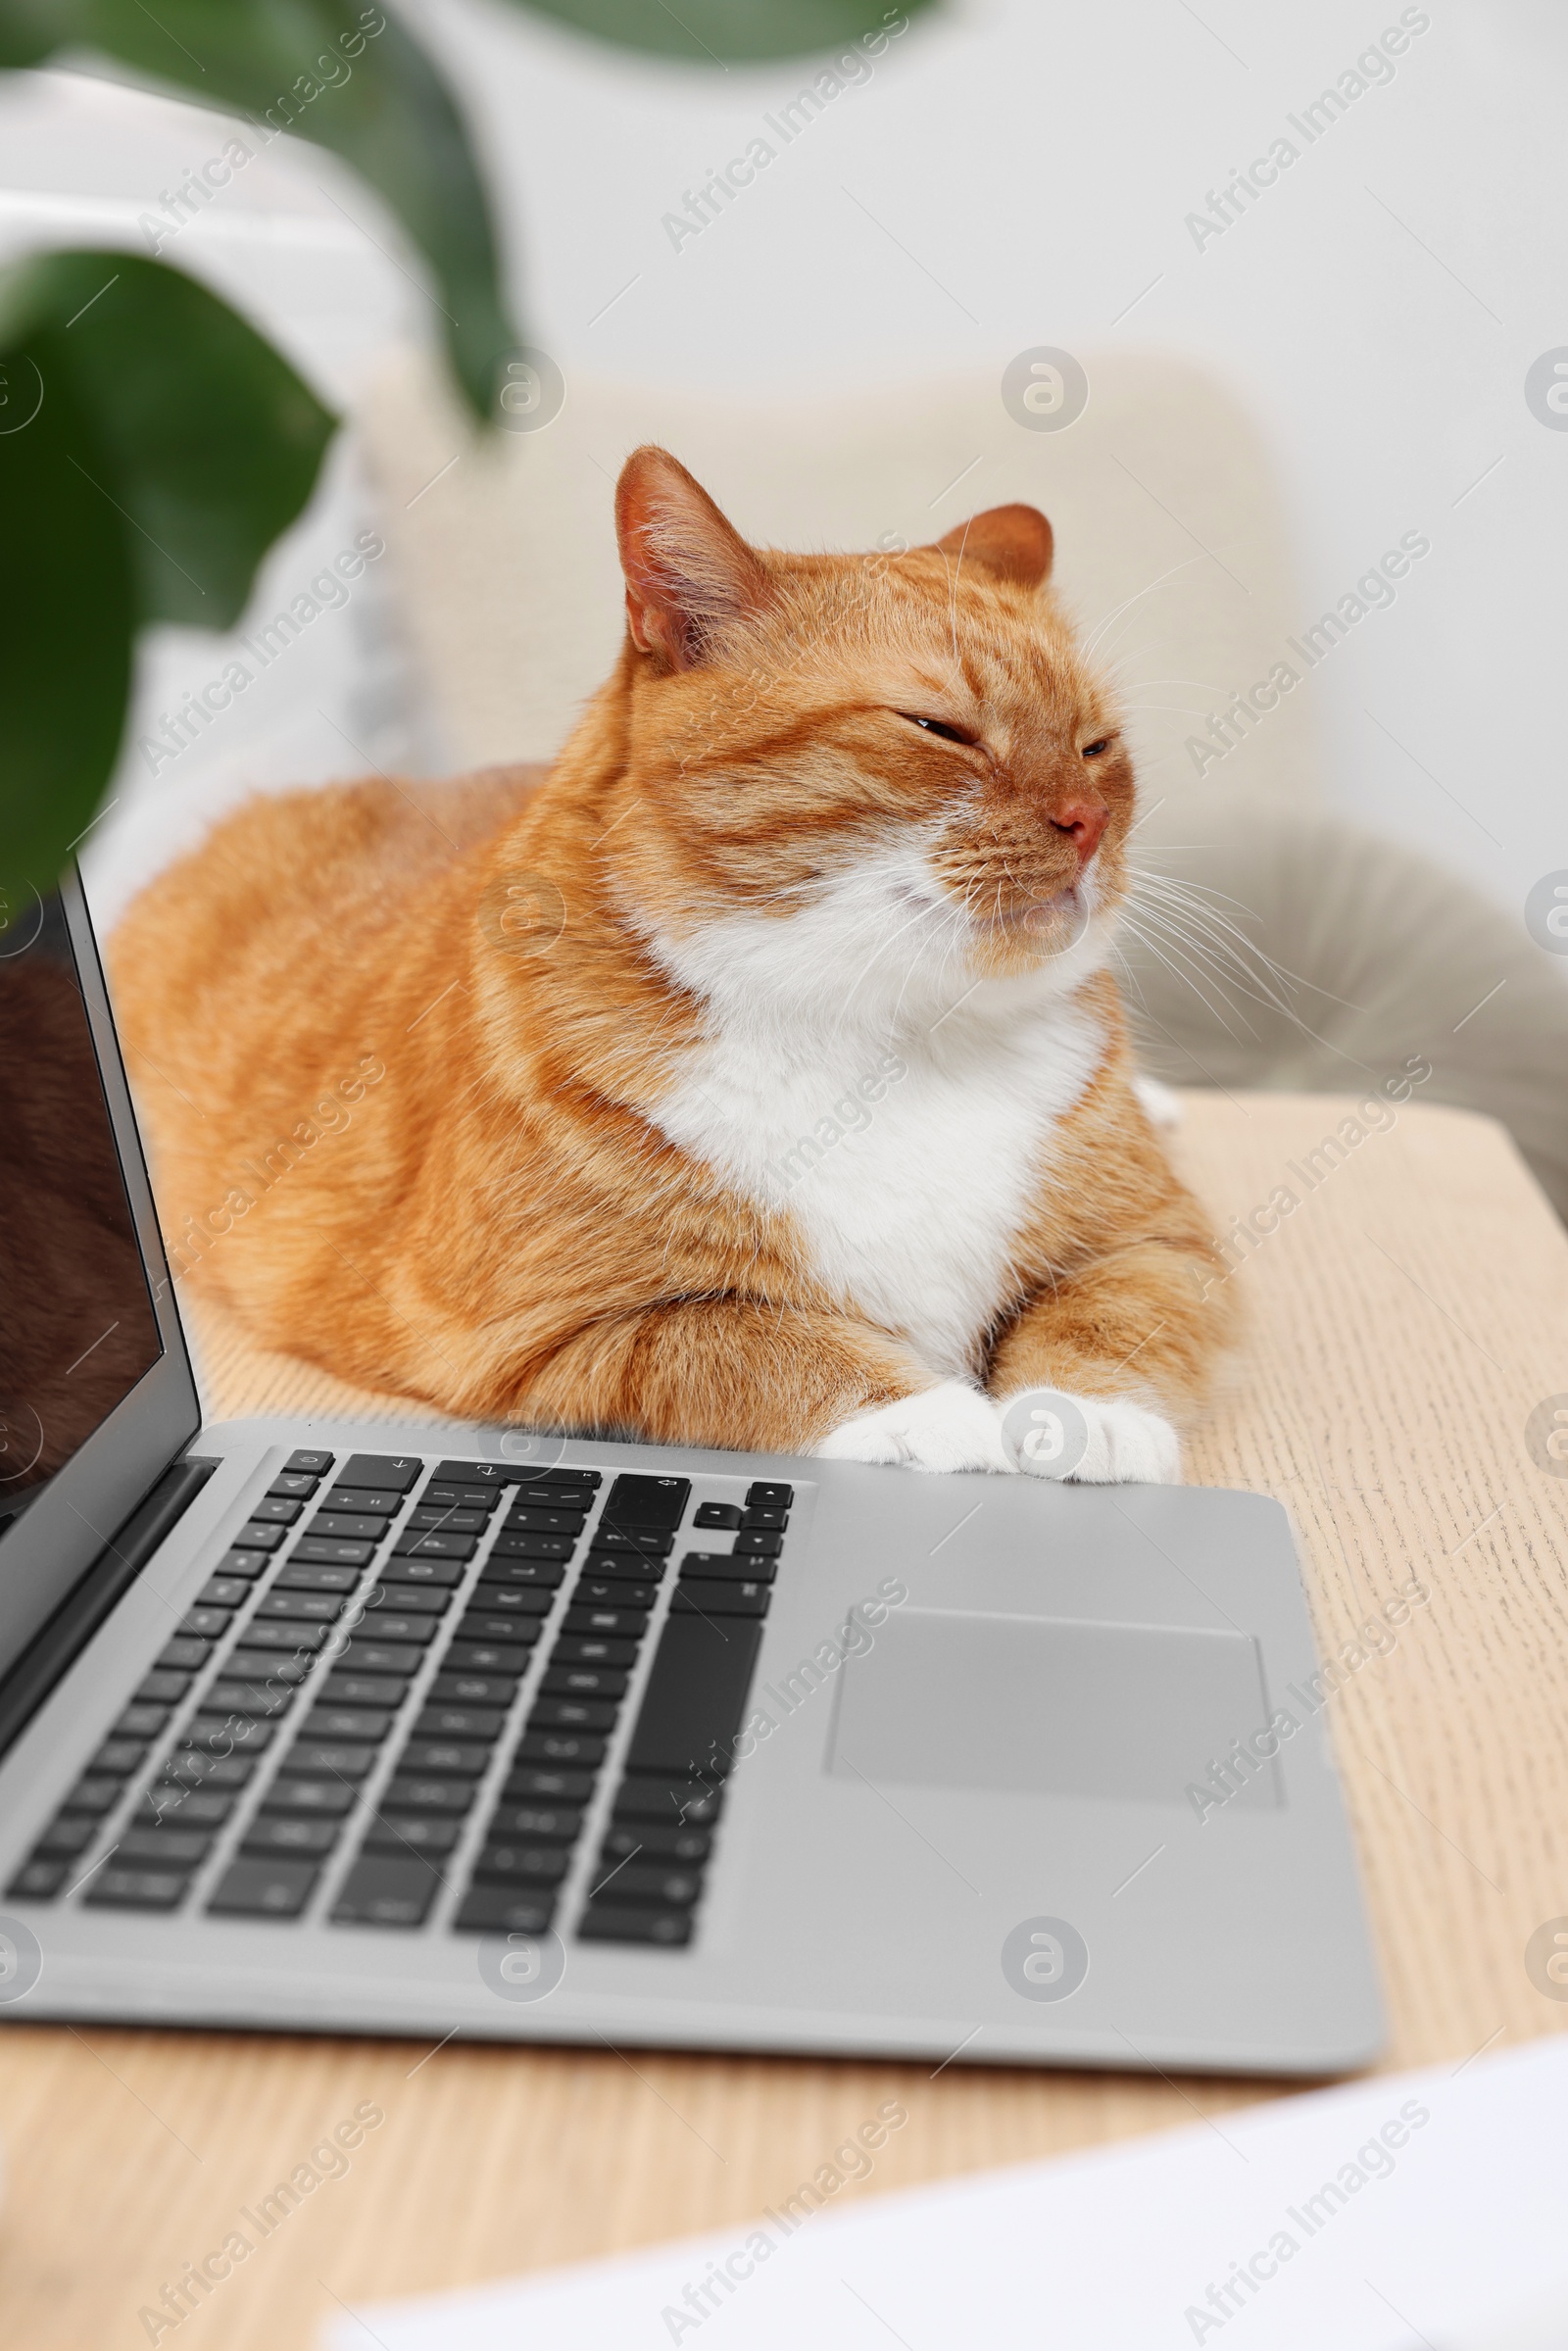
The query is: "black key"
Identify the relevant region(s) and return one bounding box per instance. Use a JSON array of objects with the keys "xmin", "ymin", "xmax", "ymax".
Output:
[
  {"xmin": 332, "ymin": 1855, "xmax": 442, "ymax": 1926},
  {"xmin": 184, "ymin": 1721, "xmax": 278, "ymax": 1758},
  {"xmin": 270, "ymin": 1471, "xmax": 320, "ymax": 1500},
  {"xmin": 351, "ymin": 1613, "xmax": 439, "ymax": 1646},
  {"xmin": 197, "ymin": 1576, "xmax": 252, "ymax": 1607},
  {"xmin": 261, "ymin": 1779, "xmax": 358, "ymax": 1817},
  {"xmin": 475, "ymin": 1842, "xmax": 569, "ymax": 1884},
  {"xmin": 89, "ymin": 1739, "xmax": 148, "ymax": 1776},
  {"xmin": 7, "ymin": 1860, "xmax": 67, "ymax": 1900},
  {"xmin": 164, "ymin": 1751, "xmax": 257, "ymax": 1787},
  {"xmin": 321, "ymin": 1486, "xmax": 409, "ymax": 1518},
  {"xmin": 339, "ymin": 1640, "xmax": 425, "ymax": 1676},
  {"xmin": 180, "ymin": 1606, "xmax": 234, "ymax": 1638},
  {"xmin": 741, "ymin": 1505, "xmax": 788, "ymax": 1532},
  {"xmin": 308, "ymin": 1512, "xmax": 390, "ymax": 1543},
  {"xmin": 280, "ymin": 1741, "xmax": 377, "ymax": 1779},
  {"xmin": 502, "ymin": 1505, "xmax": 587, "ymax": 1537},
  {"xmin": 234, "ymin": 1521, "xmax": 286, "ymax": 1552},
  {"xmin": 214, "ymin": 1548, "xmax": 270, "ymax": 1579},
  {"xmin": 378, "ymin": 1556, "xmax": 465, "ymax": 1589},
  {"xmin": 156, "ymin": 1638, "xmax": 214, "ymax": 1671},
  {"xmin": 365, "ymin": 1816, "xmax": 462, "ymax": 1855},
  {"xmin": 430, "ymin": 1673, "xmax": 518, "ymax": 1707},
  {"xmin": 458, "ymin": 1612, "xmax": 544, "ymax": 1648},
  {"xmin": 208, "ymin": 1858, "xmax": 318, "ymax": 1916},
  {"xmin": 452, "ymin": 1886, "xmax": 556, "ymax": 1934},
  {"xmin": 391, "ymin": 1531, "xmax": 477, "ymax": 1562},
  {"xmin": 447, "ymin": 1641, "xmax": 533, "ymax": 1675},
  {"xmin": 275, "ymin": 1561, "xmax": 361, "ymax": 1593},
  {"xmin": 599, "ymin": 1862, "xmax": 703, "ymax": 1907},
  {"xmin": 514, "ymin": 1731, "xmax": 606, "ymax": 1767},
  {"xmin": 363, "ymin": 1583, "xmax": 451, "ymax": 1616},
  {"xmin": 239, "ymin": 1620, "xmax": 330, "ymax": 1654},
  {"xmin": 577, "ymin": 1904, "xmax": 692, "ymax": 1947},
  {"xmin": 337, "ymin": 1453, "xmax": 422, "ymax": 1494},
  {"xmin": 243, "ymin": 1817, "xmax": 341, "ymax": 1857},
  {"xmin": 475, "ymin": 1564, "xmax": 560, "ymax": 1598},
  {"xmin": 207, "ymin": 1678, "xmax": 296, "ymax": 1718},
  {"xmin": 505, "ymin": 1767, "xmax": 594, "ymax": 1802},
  {"xmin": 541, "ymin": 1666, "xmax": 628, "ymax": 1699},
  {"xmin": 430, "ymin": 1458, "xmax": 601, "ymax": 1492},
  {"xmin": 429, "ymin": 1457, "xmax": 514, "ymax": 1489},
  {"xmin": 420, "ymin": 1484, "xmax": 503, "ymax": 1514},
  {"xmin": 679, "ymin": 1553, "xmax": 777, "ymax": 1585},
  {"xmin": 672, "ymin": 1580, "xmax": 771, "ymax": 1618},
  {"xmin": 624, "ymin": 1617, "xmax": 760, "ymax": 1781},
  {"xmin": 492, "ymin": 1803, "xmax": 582, "ymax": 1841},
  {"xmin": 574, "ymin": 1560, "xmax": 664, "ymax": 1590},
  {"xmin": 320, "ymin": 1673, "xmax": 412, "ymax": 1709},
  {"xmin": 300, "ymin": 1705, "xmax": 394, "ymax": 1743},
  {"xmin": 415, "ymin": 1704, "xmax": 505, "ymax": 1740},
  {"xmin": 119, "ymin": 1827, "xmax": 213, "ymax": 1867},
  {"xmin": 552, "ymin": 1635, "xmax": 638, "ymax": 1667},
  {"xmin": 488, "ymin": 1531, "xmax": 574, "ymax": 1562},
  {"xmin": 529, "ymin": 1696, "xmax": 616, "ymax": 1732},
  {"xmin": 693, "ymin": 1501, "xmax": 743, "ymax": 1530},
  {"xmin": 612, "ymin": 1776, "xmax": 724, "ymax": 1827},
  {"xmin": 257, "ymin": 1590, "xmax": 345, "ymax": 1625},
  {"xmin": 223, "ymin": 1651, "xmax": 314, "ymax": 1689},
  {"xmin": 34, "ymin": 1815, "xmax": 94, "ymax": 1857},
  {"xmin": 134, "ymin": 1670, "xmax": 193, "ymax": 1704},
  {"xmin": 60, "ymin": 1777, "xmax": 122, "ymax": 1816},
  {"xmin": 734, "ymin": 1530, "xmax": 783, "ymax": 1558},
  {"xmin": 600, "ymin": 1821, "xmax": 711, "ymax": 1865},
  {"xmin": 286, "ymin": 1448, "xmax": 335, "ymax": 1475},
  {"xmin": 746, "ymin": 1481, "xmax": 794, "ymax": 1509},
  {"xmin": 293, "ymin": 1537, "xmax": 376, "ymax": 1569},
  {"xmin": 383, "ymin": 1777, "xmax": 474, "ymax": 1814},
  {"xmin": 604, "ymin": 1474, "xmax": 690, "ymax": 1531},
  {"xmin": 85, "ymin": 1868, "xmax": 188, "ymax": 1911},
  {"xmin": 250, "ymin": 1495, "xmax": 304, "ymax": 1526},
  {"xmin": 589, "ymin": 1528, "xmax": 673, "ymax": 1558},
  {"xmin": 113, "ymin": 1702, "xmax": 172, "ymax": 1739},
  {"xmin": 400, "ymin": 1740, "xmax": 492, "ymax": 1776},
  {"xmin": 407, "ymin": 1505, "xmax": 487, "ymax": 1534},
  {"xmin": 139, "ymin": 1787, "xmax": 234, "ymax": 1826}
]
